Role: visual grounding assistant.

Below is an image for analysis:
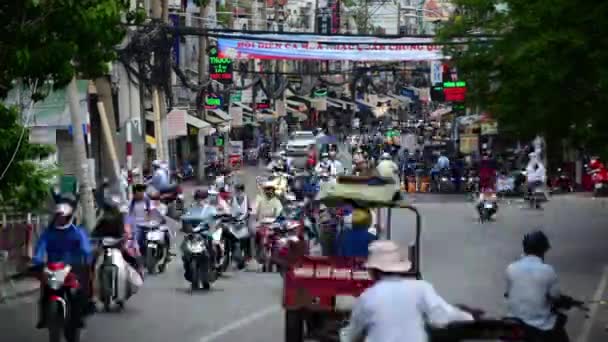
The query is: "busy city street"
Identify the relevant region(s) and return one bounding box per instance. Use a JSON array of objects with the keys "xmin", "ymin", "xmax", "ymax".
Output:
[{"xmin": 2, "ymin": 194, "xmax": 608, "ymax": 342}]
